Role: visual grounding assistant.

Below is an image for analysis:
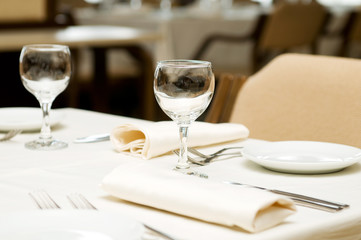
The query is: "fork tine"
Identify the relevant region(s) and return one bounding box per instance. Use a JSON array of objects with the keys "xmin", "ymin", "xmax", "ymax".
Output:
[
  {"xmin": 79, "ymin": 194, "xmax": 97, "ymax": 210},
  {"xmin": 188, "ymin": 148, "xmax": 208, "ymax": 158},
  {"xmin": 174, "ymin": 148, "xmax": 242, "ymax": 166},
  {"xmin": 67, "ymin": 193, "xmax": 97, "ymax": 210},
  {"xmin": 29, "ymin": 189, "xmax": 61, "ymax": 209},
  {"xmin": 72, "ymin": 194, "xmax": 177, "ymax": 240},
  {"xmin": 189, "ymin": 147, "xmax": 243, "ymax": 157}
]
